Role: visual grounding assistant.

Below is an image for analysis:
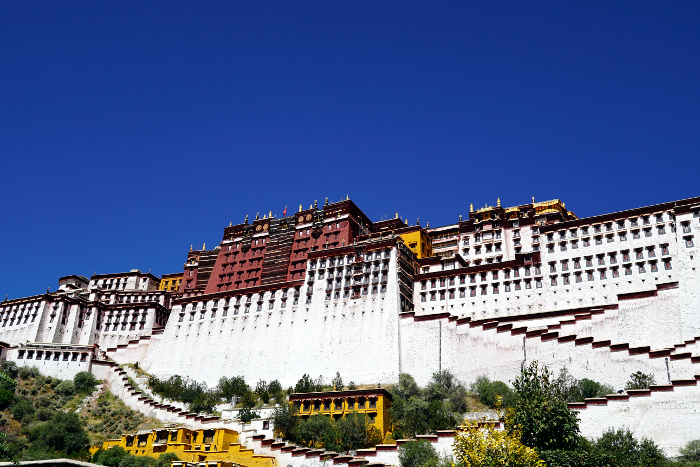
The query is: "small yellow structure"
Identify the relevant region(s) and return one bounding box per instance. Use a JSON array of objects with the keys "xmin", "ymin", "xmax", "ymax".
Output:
[
  {"xmin": 289, "ymin": 388, "xmax": 393, "ymax": 437},
  {"xmin": 398, "ymin": 227, "xmax": 432, "ymax": 259},
  {"xmin": 159, "ymin": 273, "xmax": 183, "ymax": 292},
  {"xmin": 91, "ymin": 427, "xmax": 276, "ymax": 467}
]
